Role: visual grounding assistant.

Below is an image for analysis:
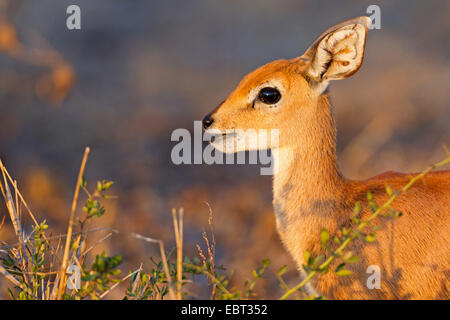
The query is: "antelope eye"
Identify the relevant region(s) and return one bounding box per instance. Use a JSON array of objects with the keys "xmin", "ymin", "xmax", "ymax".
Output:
[{"xmin": 257, "ymin": 87, "xmax": 281, "ymax": 105}]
